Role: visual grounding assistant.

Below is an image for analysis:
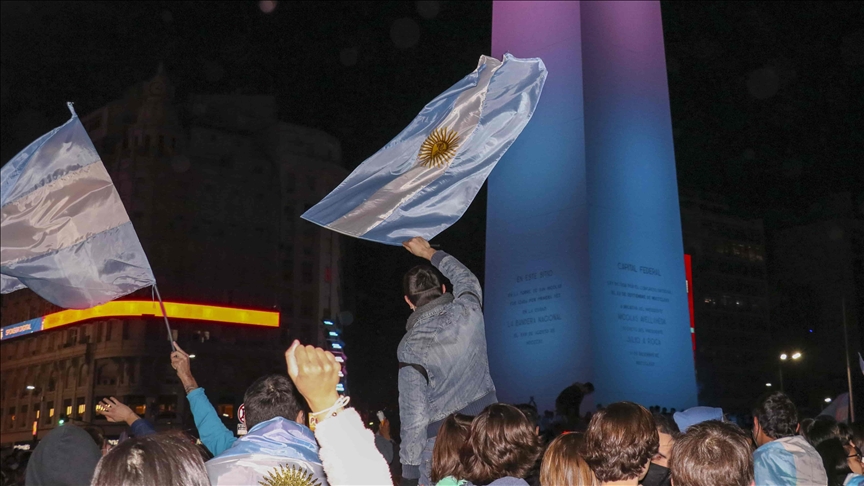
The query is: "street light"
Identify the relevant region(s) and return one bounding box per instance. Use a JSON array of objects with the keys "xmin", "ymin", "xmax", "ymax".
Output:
[
  {"xmin": 777, "ymin": 351, "xmax": 803, "ymax": 391},
  {"xmin": 765, "ymin": 383, "xmax": 772, "ymax": 387},
  {"xmin": 824, "ymin": 397, "xmax": 832, "ymax": 403},
  {"xmin": 26, "ymin": 385, "xmax": 35, "ymax": 390}
]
